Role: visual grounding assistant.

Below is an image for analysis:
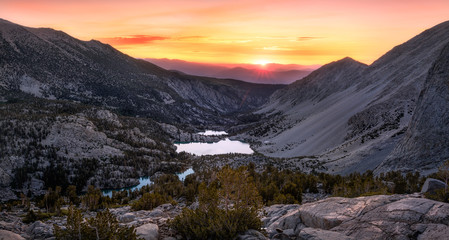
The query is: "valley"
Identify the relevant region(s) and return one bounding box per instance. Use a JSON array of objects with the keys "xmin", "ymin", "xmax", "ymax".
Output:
[{"xmin": 1, "ymin": 18, "xmax": 449, "ymax": 240}]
